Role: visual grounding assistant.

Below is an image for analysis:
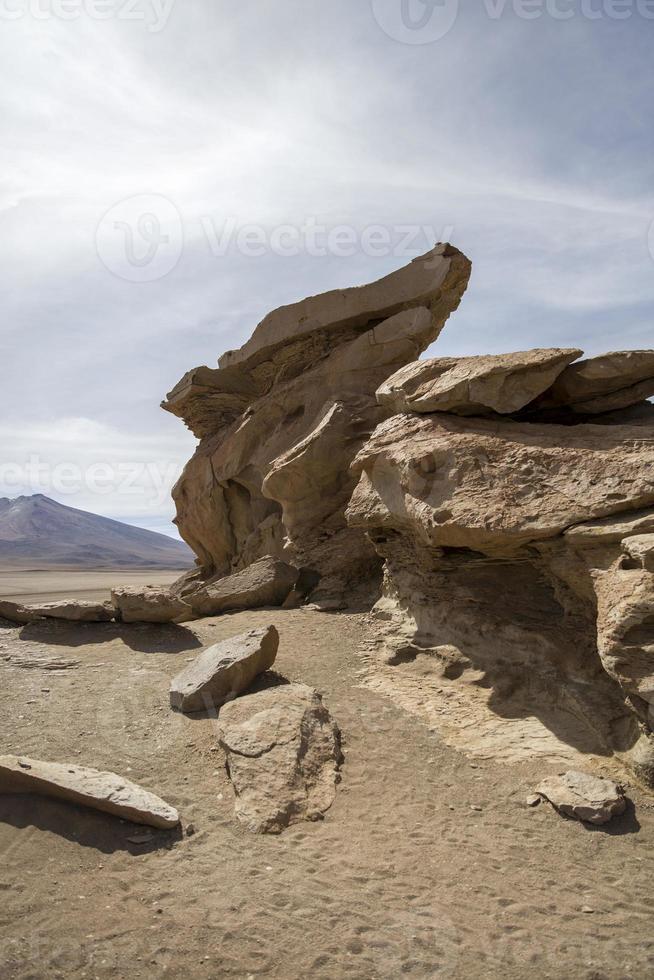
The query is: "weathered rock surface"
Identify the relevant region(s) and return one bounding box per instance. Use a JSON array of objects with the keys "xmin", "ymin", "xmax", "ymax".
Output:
[
  {"xmin": 160, "ymin": 244, "xmax": 654, "ymax": 788},
  {"xmin": 111, "ymin": 587, "xmax": 191, "ymax": 624},
  {"xmin": 188, "ymin": 557, "xmax": 298, "ymax": 617},
  {"xmin": 536, "ymin": 771, "xmax": 627, "ymax": 824},
  {"xmin": 376, "ymin": 348, "xmax": 581, "ymax": 416},
  {"xmin": 218, "ymin": 683, "xmax": 341, "ymax": 833},
  {"xmin": 0, "ymin": 599, "xmax": 114, "ymax": 624},
  {"xmin": 162, "ymin": 245, "xmax": 471, "ymax": 604},
  {"xmin": 0, "ymin": 755, "xmax": 180, "ymax": 828},
  {"xmin": 533, "ymin": 350, "xmax": 654, "ymax": 414},
  {"xmin": 170, "ymin": 625, "xmax": 279, "ymax": 713}
]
